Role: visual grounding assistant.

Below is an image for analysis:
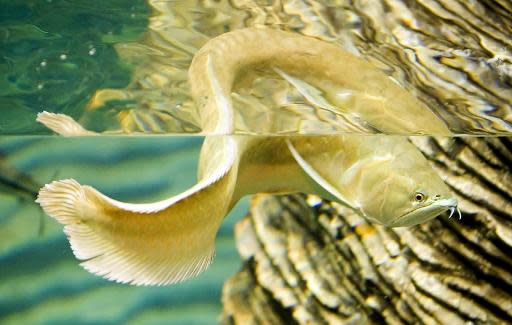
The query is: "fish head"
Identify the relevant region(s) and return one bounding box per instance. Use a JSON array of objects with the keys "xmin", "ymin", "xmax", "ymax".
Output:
[
  {"xmin": 287, "ymin": 136, "xmax": 457, "ymax": 228},
  {"xmin": 354, "ymin": 141, "xmax": 457, "ymax": 227}
]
